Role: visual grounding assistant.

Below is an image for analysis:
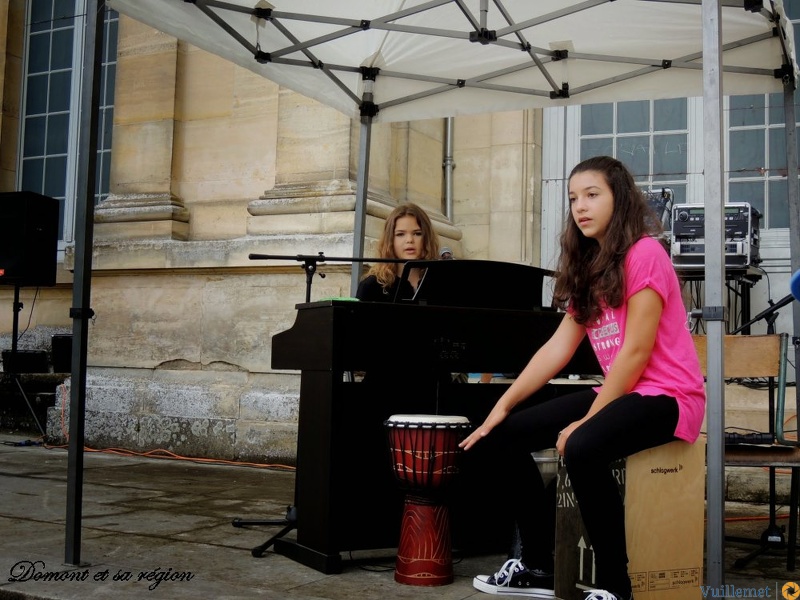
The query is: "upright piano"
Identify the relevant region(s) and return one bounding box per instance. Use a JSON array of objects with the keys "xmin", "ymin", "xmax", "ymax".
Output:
[{"xmin": 270, "ymin": 296, "xmax": 601, "ymax": 574}]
